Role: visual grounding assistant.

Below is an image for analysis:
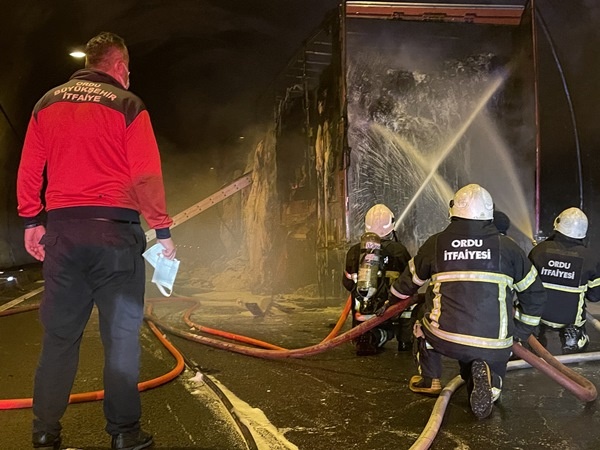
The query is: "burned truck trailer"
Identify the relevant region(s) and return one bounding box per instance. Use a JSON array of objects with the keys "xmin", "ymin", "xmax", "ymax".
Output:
[{"xmin": 270, "ymin": 1, "xmax": 538, "ymax": 297}]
